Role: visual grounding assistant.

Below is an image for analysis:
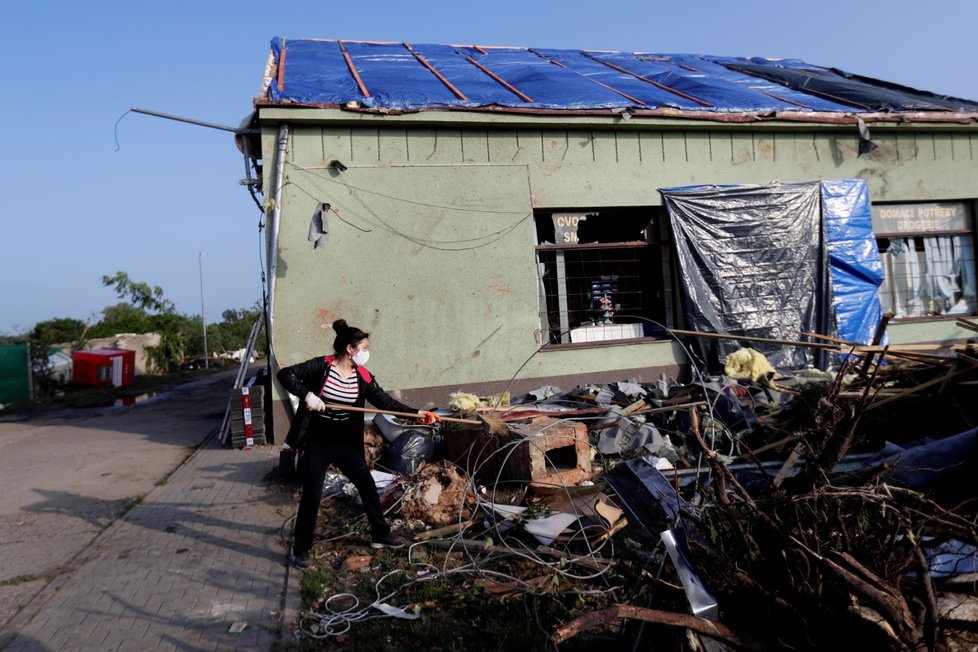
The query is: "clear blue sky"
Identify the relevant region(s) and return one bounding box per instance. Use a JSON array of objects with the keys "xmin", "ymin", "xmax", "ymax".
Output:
[{"xmin": 3, "ymin": 0, "xmax": 976, "ymax": 336}]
